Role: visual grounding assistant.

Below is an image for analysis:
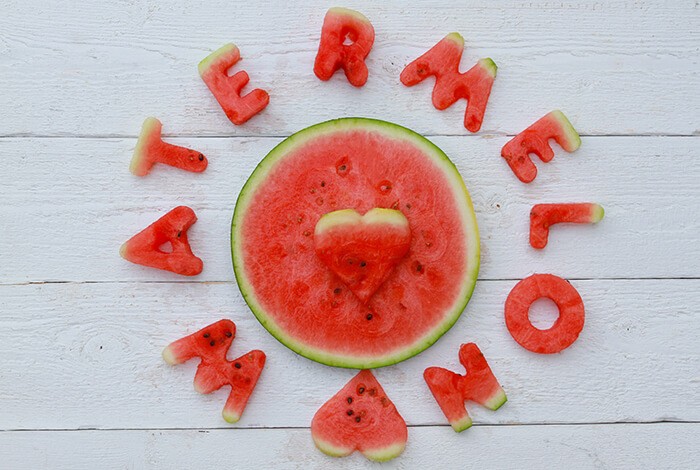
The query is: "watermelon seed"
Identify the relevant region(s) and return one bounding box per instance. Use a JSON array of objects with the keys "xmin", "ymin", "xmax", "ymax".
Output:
[
  {"xmin": 203, "ymin": 333, "xmax": 210, "ymax": 338},
  {"xmin": 334, "ymin": 288, "xmax": 342, "ymax": 295},
  {"xmin": 360, "ymin": 261, "xmax": 366, "ymax": 267},
  {"xmin": 415, "ymin": 262, "xmax": 424, "ymax": 273},
  {"xmin": 358, "ymin": 386, "xmax": 365, "ymax": 394},
  {"xmin": 198, "ymin": 154, "xmax": 204, "ymax": 161},
  {"xmin": 209, "ymin": 340, "xmax": 216, "ymax": 346},
  {"xmin": 378, "ymin": 180, "xmax": 392, "ymax": 193},
  {"xmin": 321, "ymin": 181, "xmax": 326, "ymax": 187},
  {"xmin": 225, "ymin": 331, "xmax": 232, "ymax": 338},
  {"xmin": 347, "ymin": 409, "xmax": 354, "ymax": 416},
  {"xmin": 234, "ymin": 362, "xmax": 241, "ymax": 369},
  {"xmin": 355, "ymin": 416, "xmax": 361, "ymax": 423},
  {"xmin": 406, "ymin": 203, "xmax": 412, "ymax": 209},
  {"xmin": 177, "ymin": 231, "xmax": 182, "ymax": 238},
  {"xmin": 303, "ymin": 230, "xmax": 311, "ymax": 237},
  {"xmin": 347, "ymin": 397, "xmax": 353, "ymax": 404},
  {"xmin": 366, "ymin": 313, "xmax": 373, "ymax": 320}
]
